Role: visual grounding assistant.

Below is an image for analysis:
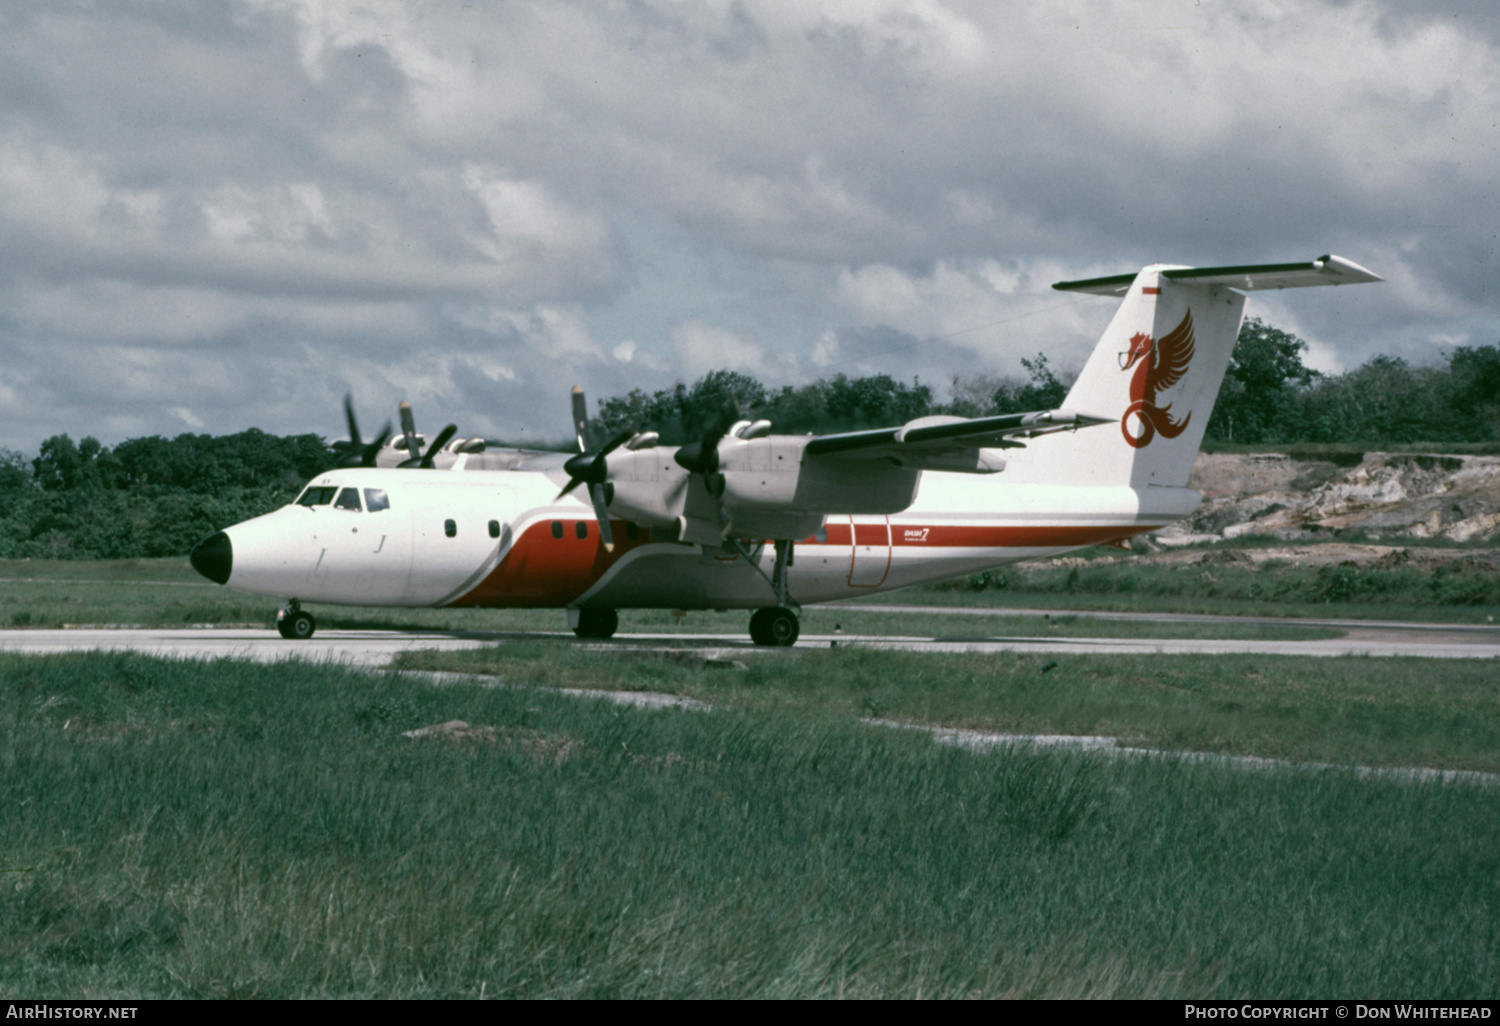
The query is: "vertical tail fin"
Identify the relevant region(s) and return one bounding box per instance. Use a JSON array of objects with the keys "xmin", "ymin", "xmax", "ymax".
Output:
[{"xmin": 1012, "ymin": 255, "xmax": 1380, "ymax": 489}]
